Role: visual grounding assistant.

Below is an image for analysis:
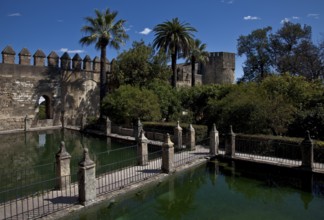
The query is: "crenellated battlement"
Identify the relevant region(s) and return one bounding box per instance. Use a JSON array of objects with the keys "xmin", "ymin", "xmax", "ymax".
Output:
[{"xmin": 1, "ymin": 45, "xmax": 109, "ymax": 72}]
